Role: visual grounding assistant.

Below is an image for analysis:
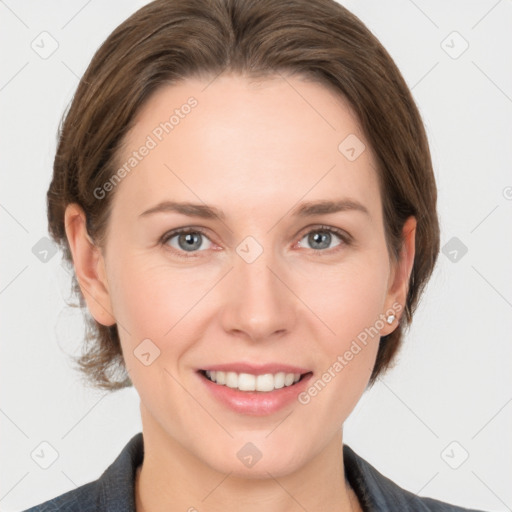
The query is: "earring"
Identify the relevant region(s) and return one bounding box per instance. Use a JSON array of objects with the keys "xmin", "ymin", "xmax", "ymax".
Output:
[{"xmin": 386, "ymin": 314, "xmax": 395, "ymax": 324}]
